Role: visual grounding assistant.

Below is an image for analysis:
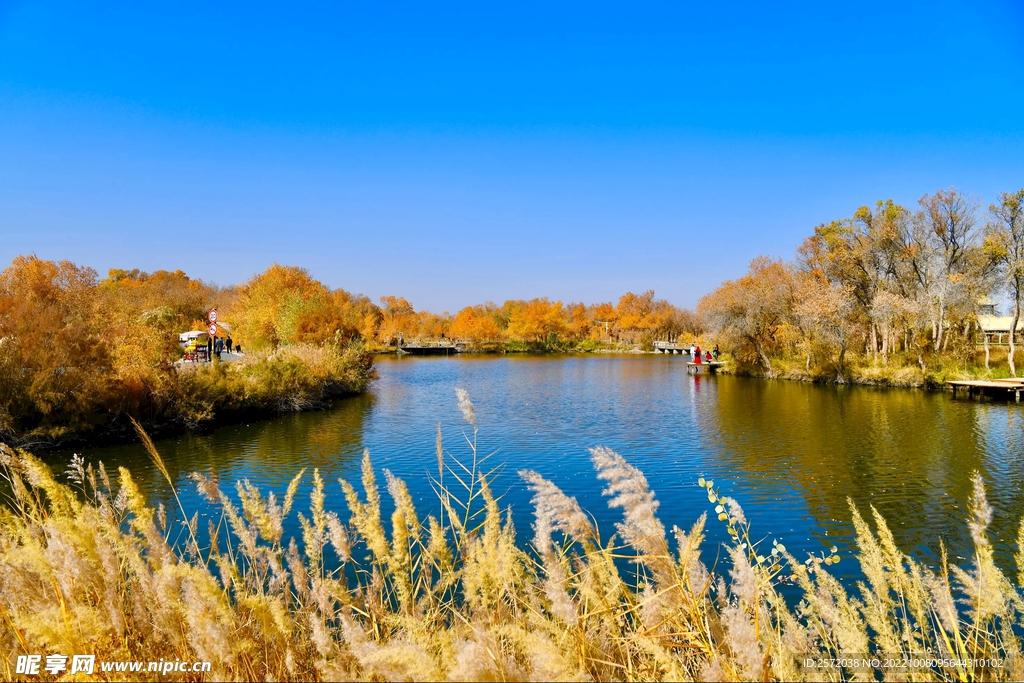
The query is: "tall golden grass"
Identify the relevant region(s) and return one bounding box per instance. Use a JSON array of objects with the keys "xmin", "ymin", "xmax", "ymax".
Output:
[{"xmin": 1, "ymin": 393, "xmax": 1022, "ymax": 681}]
